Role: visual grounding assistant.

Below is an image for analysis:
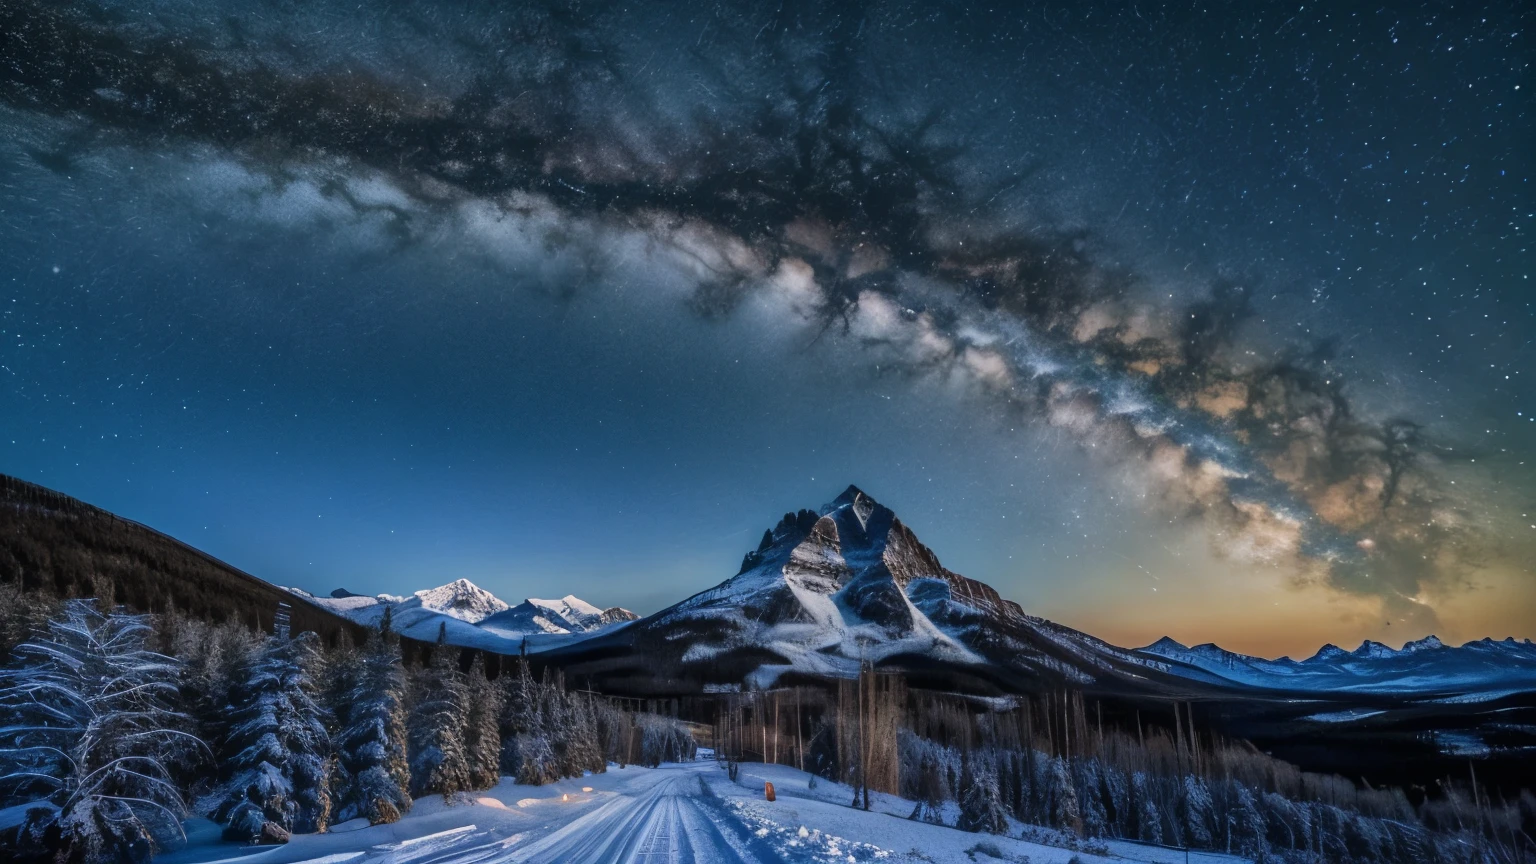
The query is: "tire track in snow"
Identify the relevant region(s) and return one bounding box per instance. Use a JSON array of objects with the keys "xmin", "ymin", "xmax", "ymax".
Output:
[{"xmin": 502, "ymin": 772, "xmax": 777, "ymax": 864}]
